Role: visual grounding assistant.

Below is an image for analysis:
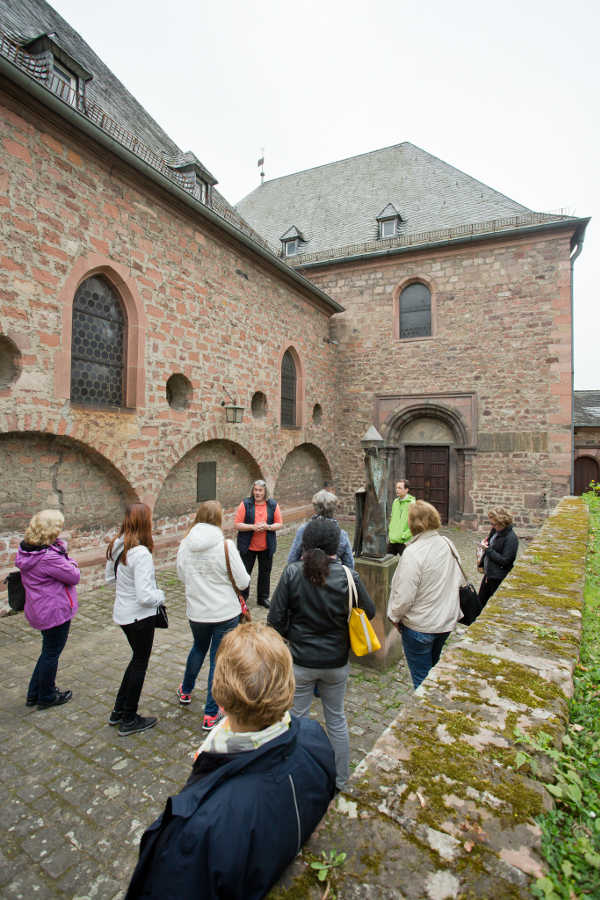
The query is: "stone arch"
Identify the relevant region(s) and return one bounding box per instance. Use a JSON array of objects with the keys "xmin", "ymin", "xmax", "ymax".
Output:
[
  {"xmin": 55, "ymin": 254, "xmax": 146, "ymax": 408},
  {"xmin": 0, "ymin": 431, "xmax": 139, "ymax": 534},
  {"xmin": 383, "ymin": 403, "xmax": 472, "ymax": 523},
  {"xmin": 154, "ymin": 439, "xmax": 262, "ymax": 519},
  {"xmin": 274, "ymin": 442, "xmax": 332, "ymax": 506},
  {"xmin": 277, "ymin": 343, "xmax": 305, "ymax": 428}
]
